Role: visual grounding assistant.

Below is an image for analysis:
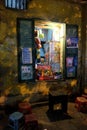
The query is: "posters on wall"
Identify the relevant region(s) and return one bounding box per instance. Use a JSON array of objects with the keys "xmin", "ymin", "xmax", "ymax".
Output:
[
  {"xmin": 17, "ymin": 19, "xmax": 34, "ymax": 82},
  {"xmin": 22, "ymin": 47, "xmax": 32, "ymax": 64},
  {"xmin": 66, "ymin": 37, "xmax": 78, "ymax": 78},
  {"xmin": 66, "ymin": 25, "xmax": 78, "ymax": 78},
  {"xmin": 66, "ymin": 37, "xmax": 78, "ymax": 48},
  {"xmin": 66, "ymin": 56, "xmax": 78, "ymax": 67},
  {"xmin": 21, "ymin": 65, "xmax": 33, "ymax": 80},
  {"xmin": 66, "ymin": 56, "xmax": 78, "ymax": 78},
  {"xmin": 66, "ymin": 66, "xmax": 76, "ymax": 77}
]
